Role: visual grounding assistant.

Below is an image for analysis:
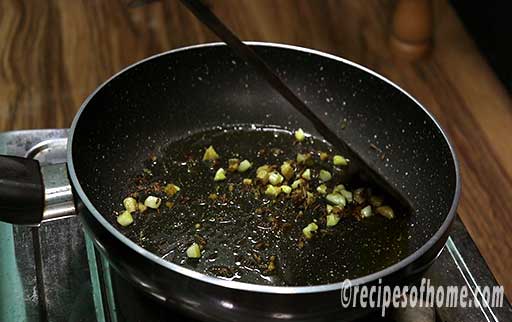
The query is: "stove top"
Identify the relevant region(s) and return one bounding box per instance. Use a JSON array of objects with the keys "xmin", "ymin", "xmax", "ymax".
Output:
[{"xmin": 0, "ymin": 129, "xmax": 511, "ymax": 322}]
